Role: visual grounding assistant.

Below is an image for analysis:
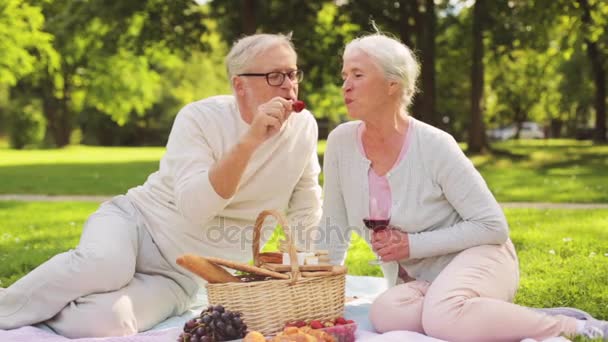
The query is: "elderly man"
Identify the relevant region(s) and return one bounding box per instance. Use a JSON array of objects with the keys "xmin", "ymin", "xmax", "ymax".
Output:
[{"xmin": 0, "ymin": 33, "xmax": 322, "ymax": 338}]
